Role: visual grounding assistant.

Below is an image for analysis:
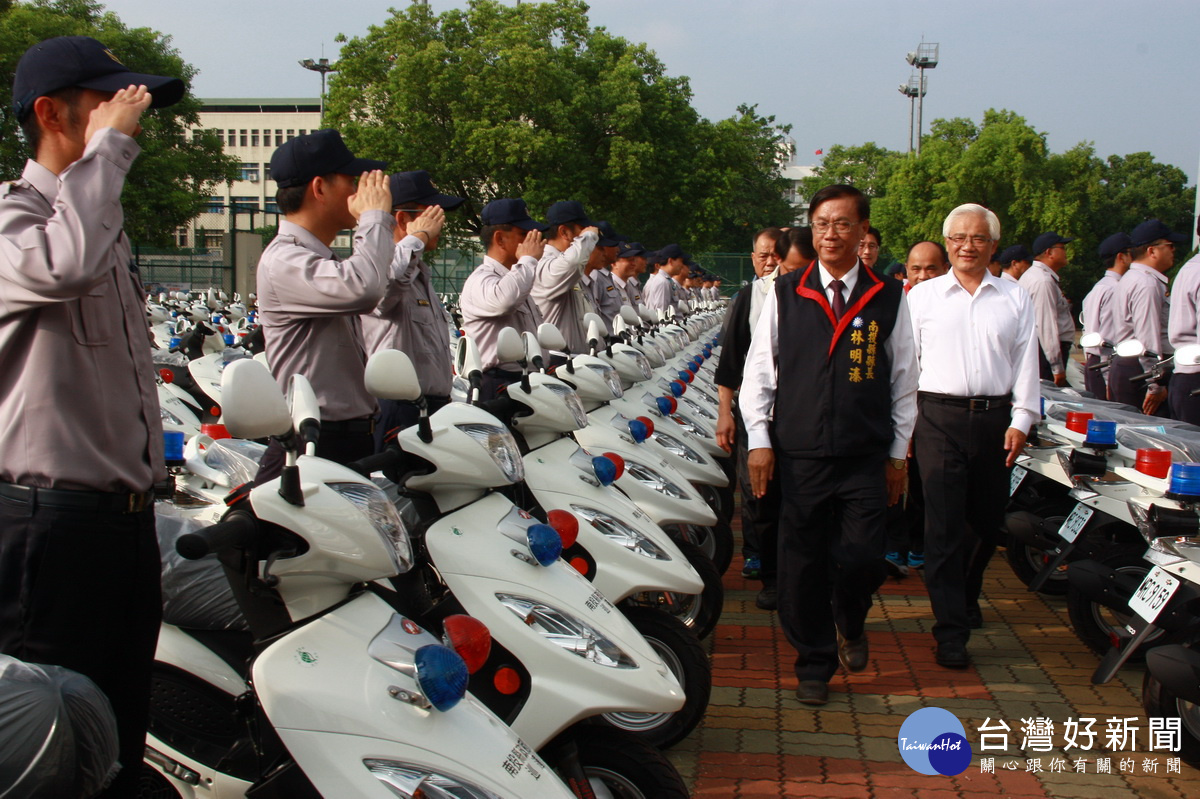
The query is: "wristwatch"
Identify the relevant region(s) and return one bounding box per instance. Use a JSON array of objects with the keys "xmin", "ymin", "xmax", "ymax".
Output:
[{"xmin": 888, "ymin": 458, "xmax": 907, "ymax": 470}]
